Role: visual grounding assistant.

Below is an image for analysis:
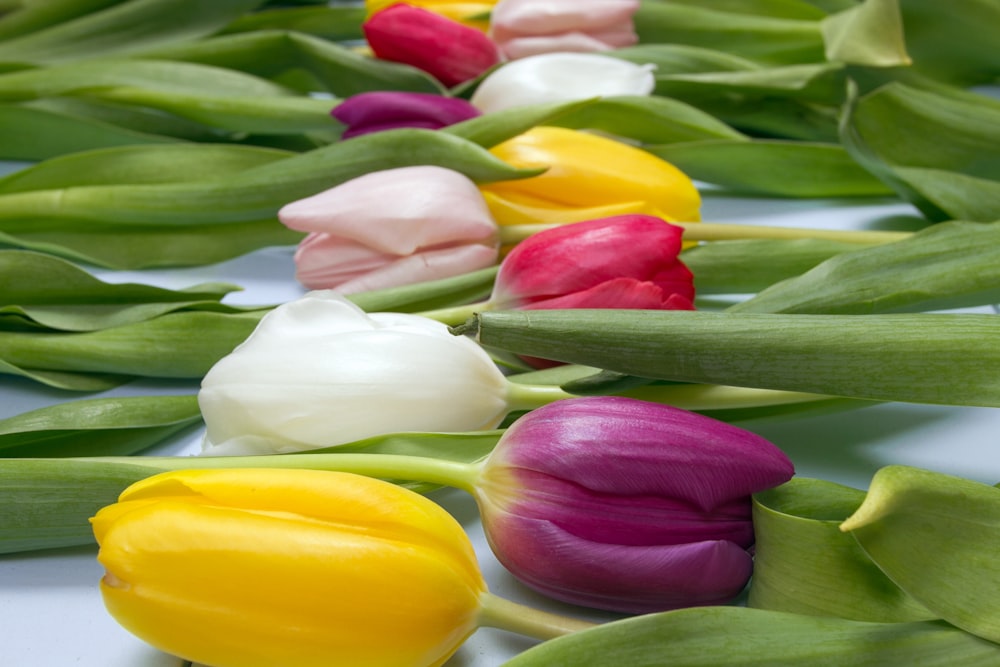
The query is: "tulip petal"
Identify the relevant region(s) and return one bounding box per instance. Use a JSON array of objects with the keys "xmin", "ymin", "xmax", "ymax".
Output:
[
  {"xmin": 332, "ymin": 244, "xmax": 499, "ymax": 294},
  {"xmin": 484, "ymin": 511, "xmax": 753, "ymax": 613},
  {"xmin": 490, "ymin": 0, "xmax": 639, "ymax": 59},
  {"xmin": 332, "ymin": 91, "xmax": 481, "ymax": 139},
  {"xmin": 521, "ymin": 277, "xmax": 694, "ymax": 310},
  {"xmin": 470, "ymin": 52, "xmax": 655, "ymax": 114}
]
